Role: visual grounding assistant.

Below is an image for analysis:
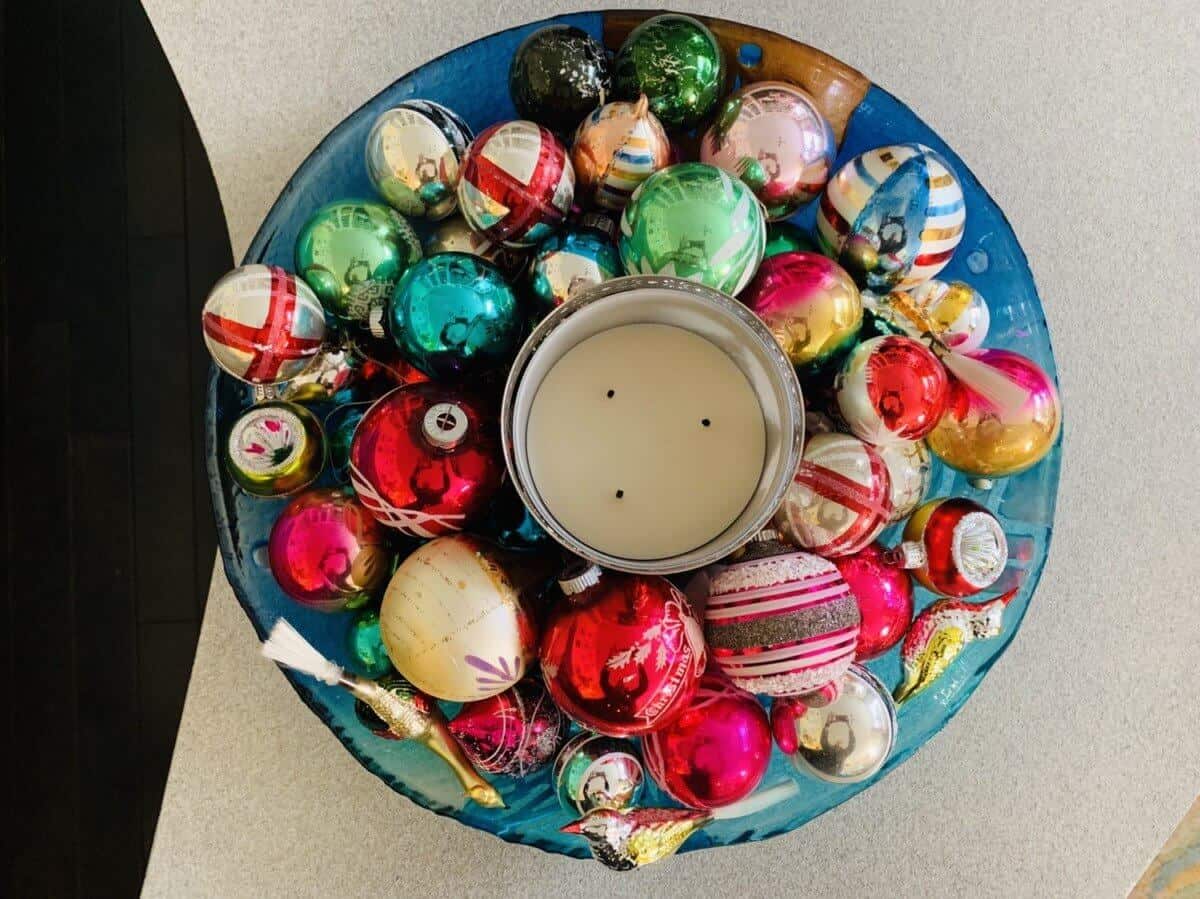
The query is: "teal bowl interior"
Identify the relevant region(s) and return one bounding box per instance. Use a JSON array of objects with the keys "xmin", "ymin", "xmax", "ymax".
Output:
[{"xmin": 206, "ymin": 11, "xmax": 1061, "ymax": 859}]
